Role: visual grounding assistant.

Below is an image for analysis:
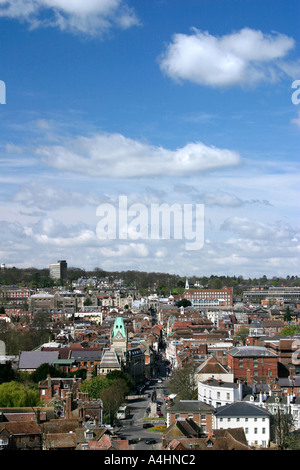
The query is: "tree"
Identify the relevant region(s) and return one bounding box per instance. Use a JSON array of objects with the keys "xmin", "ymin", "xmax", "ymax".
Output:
[
  {"xmin": 274, "ymin": 408, "xmax": 294, "ymax": 449},
  {"xmin": 0, "ymin": 381, "xmax": 40, "ymax": 407},
  {"xmin": 101, "ymin": 380, "xmax": 127, "ymax": 425},
  {"xmin": 0, "ymin": 363, "xmax": 16, "ymax": 384},
  {"xmin": 177, "ymin": 299, "xmax": 192, "ymax": 308},
  {"xmin": 31, "ymin": 363, "xmax": 66, "ymax": 383},
  {"xmin": 234, "ymin": 327, "xmax": 249, "ymax": 345},
  {"xmin": 284, "ymin": 306, "xmax": 292, "ymax": 322},
  {"xmin": 80, "ymin": 375, "xmax": 110, "ymax": 399},
  {"xmin": 167, "ymin": 361, "xmax": 198, "ymax": 400},
  {"xmin": 280, "ymin": 325, "xmax": 300, "ymax": 336}
]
